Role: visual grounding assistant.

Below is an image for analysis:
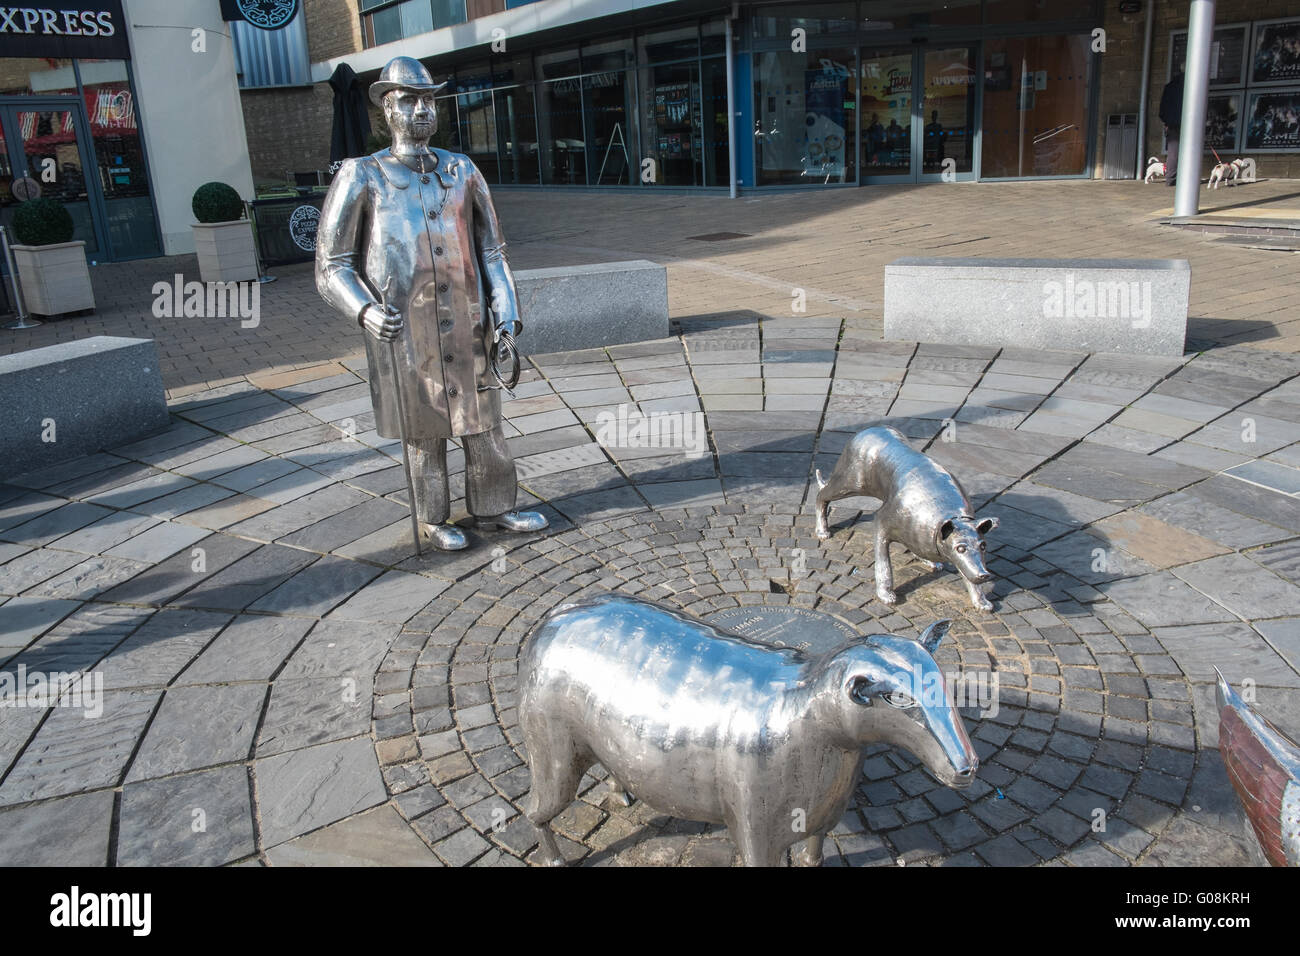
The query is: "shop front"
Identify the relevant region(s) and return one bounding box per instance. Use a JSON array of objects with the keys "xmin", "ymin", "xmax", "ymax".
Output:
[
  {"xmin": 0, "ymin": 2, "xmax": 161, "ymax": 261},
  {"xmin": 399, "ymin": 0, "xmax": 1102, "ymax": 191},
  {"xmin": 749, "ymin": 1, "xmax": 1098, "ymax": 186}
]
